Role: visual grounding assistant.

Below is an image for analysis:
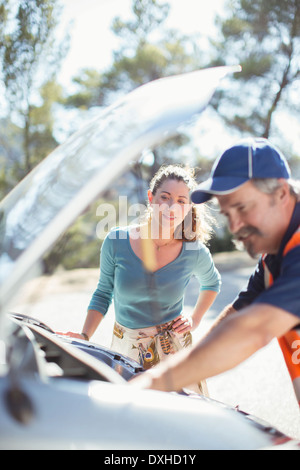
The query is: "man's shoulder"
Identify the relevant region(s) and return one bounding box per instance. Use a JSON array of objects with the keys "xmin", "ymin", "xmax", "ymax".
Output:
[{"xmin": 283, "ymin": 226, "xmax": 300, "ymax": 256}]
